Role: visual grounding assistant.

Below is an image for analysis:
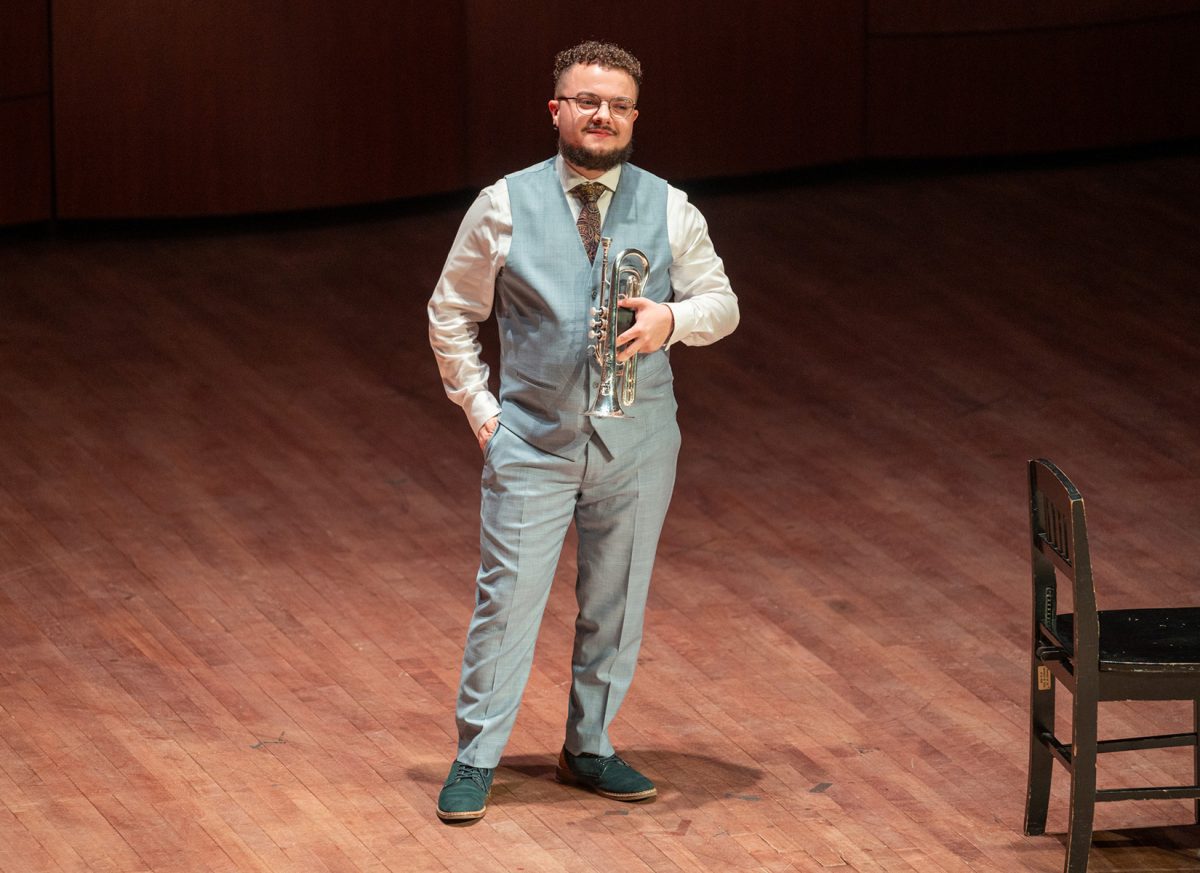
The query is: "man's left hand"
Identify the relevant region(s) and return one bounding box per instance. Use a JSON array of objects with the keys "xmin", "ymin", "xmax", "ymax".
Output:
[{"xmin": 614, "ymin": 298, "xmax": 674, "ymax": 363}]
